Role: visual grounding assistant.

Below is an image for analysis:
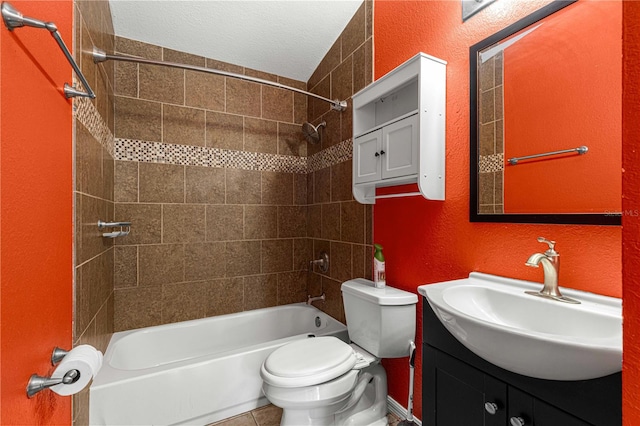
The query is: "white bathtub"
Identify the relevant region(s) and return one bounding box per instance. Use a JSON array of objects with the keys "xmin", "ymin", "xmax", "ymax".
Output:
[{"xmin": 89, "ymin": 303, "xmax": 348, "ymax": 426}]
